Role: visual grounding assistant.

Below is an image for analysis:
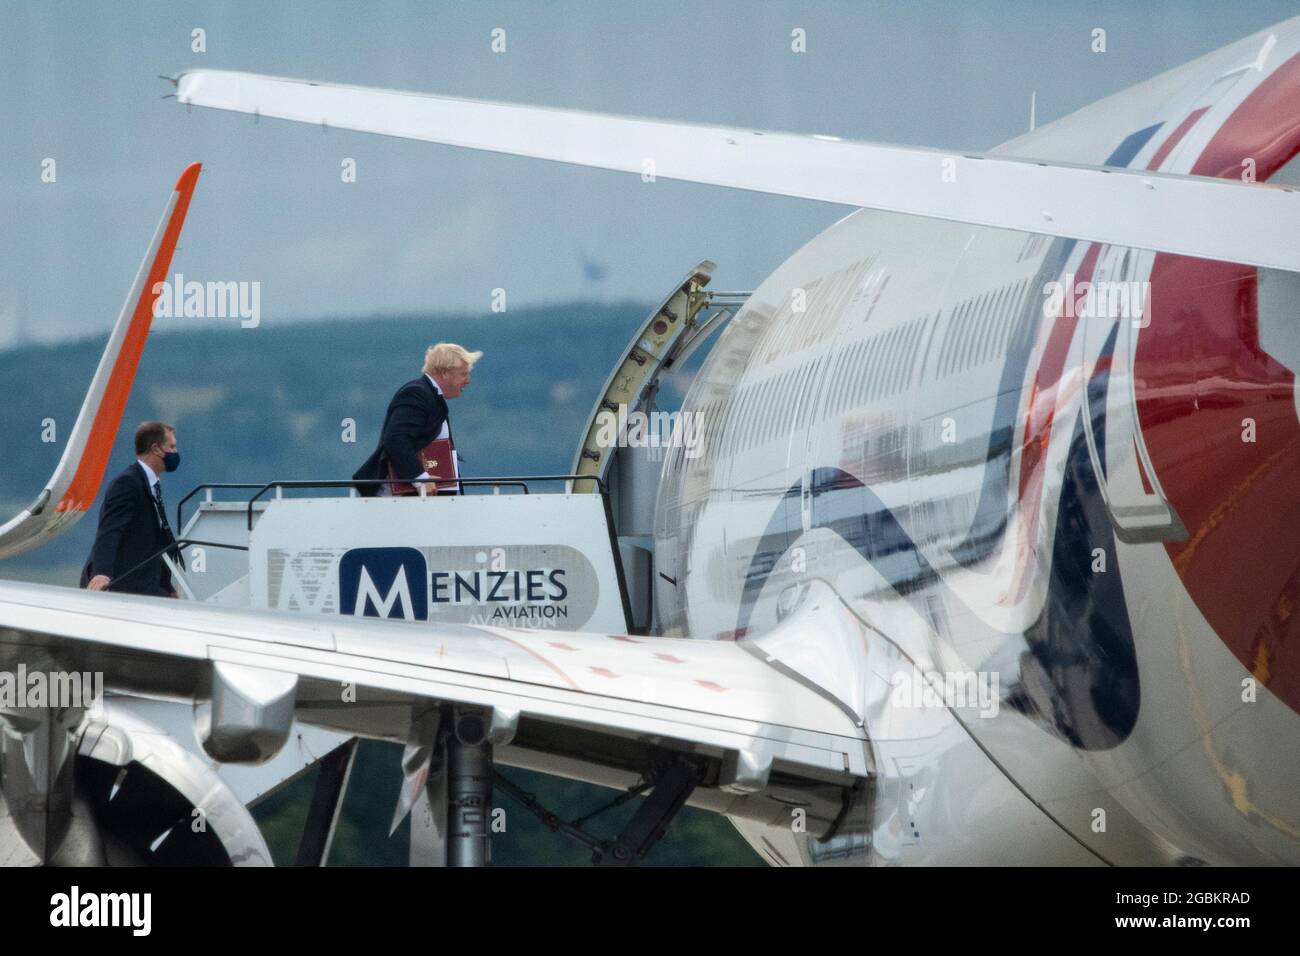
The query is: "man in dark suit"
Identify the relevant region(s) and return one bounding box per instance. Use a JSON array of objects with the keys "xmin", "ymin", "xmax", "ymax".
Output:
[
  {"xmin": 82, "ymin": 421, "xmax": 182, "ymax": 596},
  {"xmin": 353, "ymin": 342, "xmax": 481, "ymax": 497}
]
